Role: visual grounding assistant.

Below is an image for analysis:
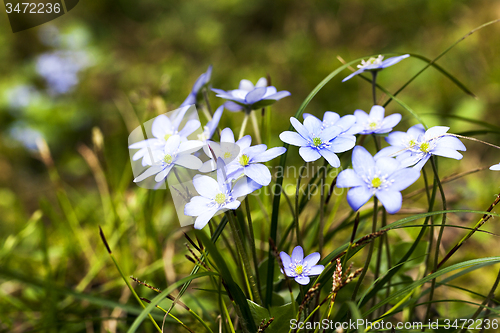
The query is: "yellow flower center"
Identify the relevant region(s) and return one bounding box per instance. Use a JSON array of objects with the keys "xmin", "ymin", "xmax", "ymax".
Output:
[
  {"xmin": 164, "ymin": 134, "xmax": 172, "ymax": 141},
  {"xmin": 224, "ymin": 152, "xmax": 232, "ymax": 159},
  {"xmin": 294, "ymin": 265, "xmax": 304, "ymax": 275},
  {"xmin": 420, "ymin": 142, "xmax": 430, "ymax": 153},
  {"xmin": 371, "ymin": 177, "xmax": 382, "ymax": 188},
  {"xmin": 409, "ymin": 139, "xmax": 416, "ymax": 147},
  {"xmin": 239, "ymin": 154, "xmax": 250, "ymax": 166},
  {"xmin": 312, "ymin": 137, "xmax": 322, "ymax": 147},
  {"xmin": 163, "ymin": 154, "xmax": 173, "ymax": 164},
  {"xmin": 368, "ymin": 121, "xmax": 378, "ymax": 129},
  {"xmin": 214, "ymin": 193, "xmax": 226, "ymax": 204}
]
